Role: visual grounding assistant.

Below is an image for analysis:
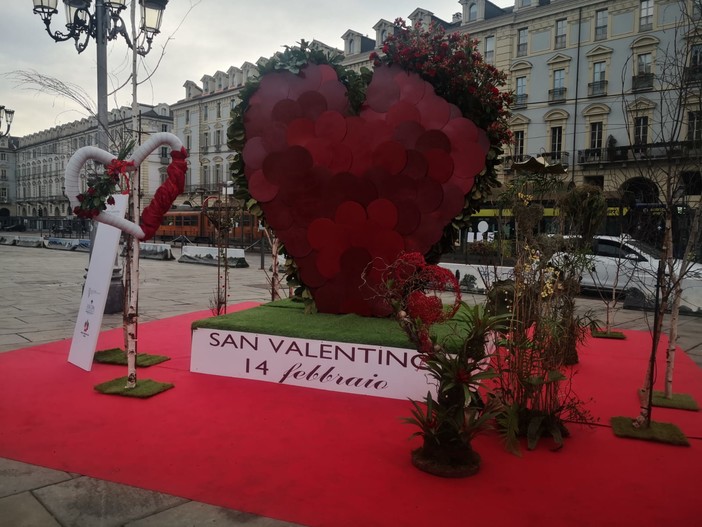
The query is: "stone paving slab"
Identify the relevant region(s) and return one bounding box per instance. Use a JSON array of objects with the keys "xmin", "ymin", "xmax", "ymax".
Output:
[
  {"xmin": 125, "ymin": 501, "xmax": 304, "ymax": 527},
  {"xmin": 0, "ymin": 492, "xmax": 62, "ymax": 527},
  {"xmin": 33, "ymin": 477, "xmax": 189, "ymax": 527},
  {"xmin": 0, "ymin": 458, "xmax": 73, "ymax": 497}
]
